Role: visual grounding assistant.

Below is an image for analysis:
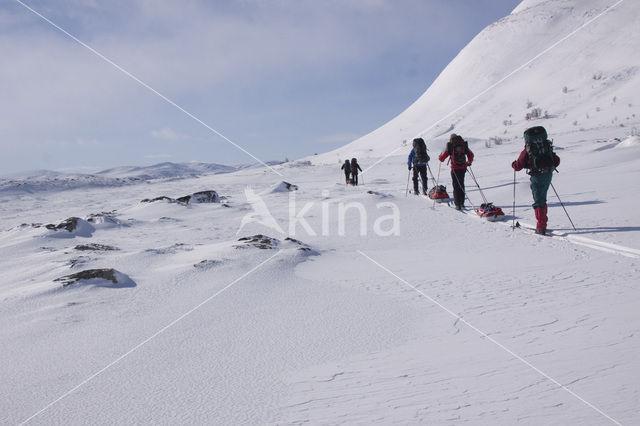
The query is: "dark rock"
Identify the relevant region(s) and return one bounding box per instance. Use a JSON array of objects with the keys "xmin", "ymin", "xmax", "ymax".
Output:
[
  {"xmin": 69, "ymin": 256, "xmax": 89, "ymax": 268},
  {"xmin": 190, "ymin": 190, "xmax": 220, "ymax": 203},
  {"xmin": 141, "ymin": 196, "xmax": 174, "ymax": 203},
  {"xmin": 142, "ymin": 191, "xmax": 219, "ymax": 205},
  {"xmin": 194, "ymin": 259, "xmax": 222, "ymax": 269},
  {"xmin": 19, "ymin": 223, "xmax": 43, "ymax": 229},
  {"xmin": 55, "ymin": 269, "xmax": 115, "ymax": 286},
  {"xmin": 86, "ymin": 211, "xmax": 119, "ymax": 224},
  {"xmin": 271, "ymin": 181, "xmax": 299, "ymax": 193},
  {"xmin": 235, "ymin": 234, "xmax": 279, "ymax": 250},
  {"xmin": 44, "ymin": 217, "xmax": 95, "ymax": 237},
  {"xmin": 178, "ymin": 190, "xmax": 220, "ymax": 204},
  {"xmin": 284, "ymin": 237, "xmax": 312, "ymax": 251},
  {"xmin": 45, "ymin": 217, "xmax": 80, "ymax": 232},
  {"xmin": 145, "ymin": 243, "xmax": 192, "ymax": 255},
  {"xmin": 74, "ymin": 243, "xmax": 119, "ymax": 251},
  {"xmin": 54, "ymin": 268, "xmax": 135, "ymax": 287}
]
